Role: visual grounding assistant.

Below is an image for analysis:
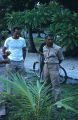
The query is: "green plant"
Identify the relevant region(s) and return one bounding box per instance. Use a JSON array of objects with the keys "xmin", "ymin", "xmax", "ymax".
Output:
[
  {"xmin": 34, "ymin": 37, "xmax": 44, "ymax": 50},
  {"xmin": 49, "ymin": 3, "xmax": 78, "ymax": 55},
  {"xmin": 0, "ymin": 74, "xmax": 52, "ymax": 120},
  {"xmin": 0, "ymin": 30, "xmax": 9, "ymax": 47},
  {"xmin": 0, "ymin": 74, "xmax": 78, "ymax": 120}
]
